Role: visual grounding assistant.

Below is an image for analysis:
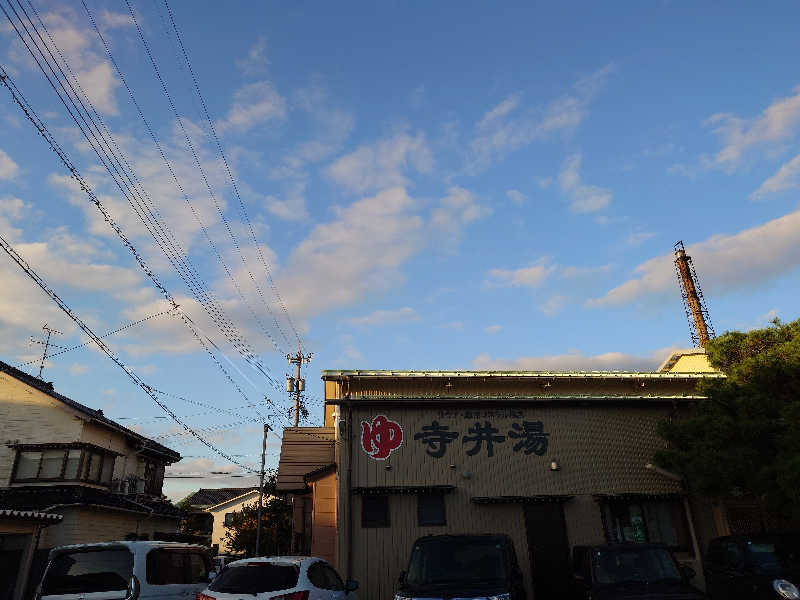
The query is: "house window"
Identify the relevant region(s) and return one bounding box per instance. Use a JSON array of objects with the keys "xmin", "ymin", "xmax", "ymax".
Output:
[
  {"xmin": 361, "ymin": 495, "xmax": 389, "ymax": 528},
  {"xmin": 224, "ymin": 512, "xmax": 235, "ymax": 526},
  {"xmin": 417, "ymin": 494, "xmax": 446, "ymax": 526},
  {"xmin": 143, "ymin": 461, "xmax": 165, "ymax": 496},
  {"xmin": 11, "ymin": 444, "xmax": 117, "ymax": 486},
  {"xmin": 601, "ymin": 498, "xmax": 691, "ymax": 551}
]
